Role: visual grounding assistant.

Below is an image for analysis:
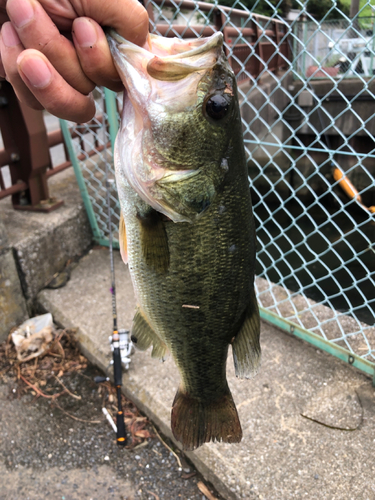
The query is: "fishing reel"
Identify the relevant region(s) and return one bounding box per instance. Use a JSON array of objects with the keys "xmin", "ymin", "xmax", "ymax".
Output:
[
  {"xmin": 94, "ymin": 330, "xmax": 133, "ymax": 445},
  {"xmin": 109, "ymin": 328, "xmax": 133, "ymax": 370}
]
